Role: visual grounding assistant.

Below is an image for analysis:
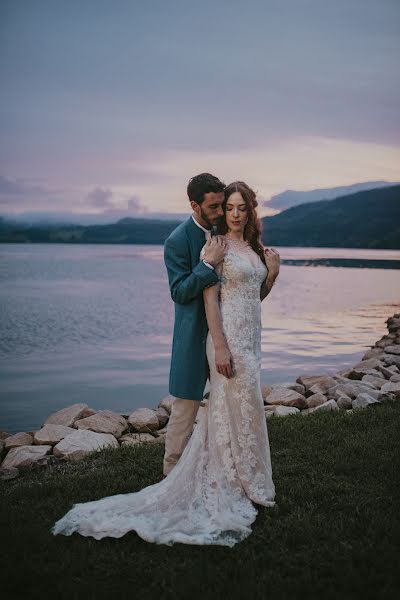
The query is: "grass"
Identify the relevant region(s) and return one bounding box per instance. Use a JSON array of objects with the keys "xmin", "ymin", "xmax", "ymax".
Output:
[{"xmin": 1, "ymin": 402, "xmax": 400, "ymax": 600}]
